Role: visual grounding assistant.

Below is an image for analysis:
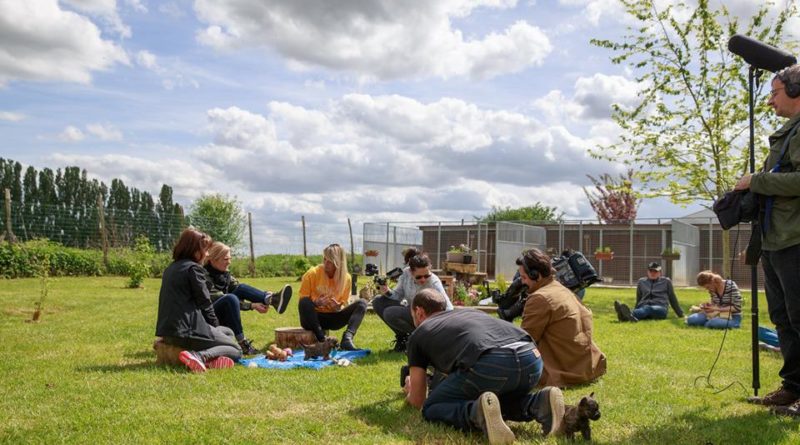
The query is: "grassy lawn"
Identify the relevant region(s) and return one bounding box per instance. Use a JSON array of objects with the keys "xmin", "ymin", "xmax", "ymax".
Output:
[{"xmin": 1, "ymin": 277, "xmax": 798, "ymax": 444}]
